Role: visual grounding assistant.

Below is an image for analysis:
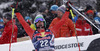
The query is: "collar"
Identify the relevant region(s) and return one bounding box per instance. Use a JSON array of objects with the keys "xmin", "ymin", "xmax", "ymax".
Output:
[{"xmin": 37, "ymin": 29, "xmax": 45, "ymax": 33}]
